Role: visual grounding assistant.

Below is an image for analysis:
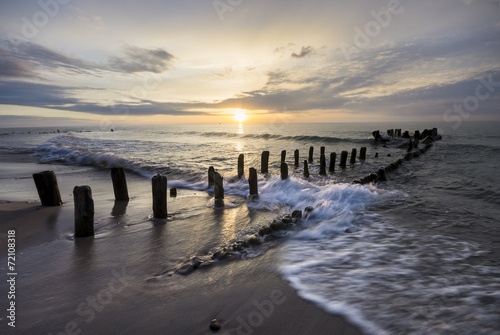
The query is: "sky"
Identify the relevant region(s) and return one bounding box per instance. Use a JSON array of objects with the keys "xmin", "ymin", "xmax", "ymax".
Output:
[{"xmin": 0, "ymin": 0, "xmax": 499, "ymax": 127}]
